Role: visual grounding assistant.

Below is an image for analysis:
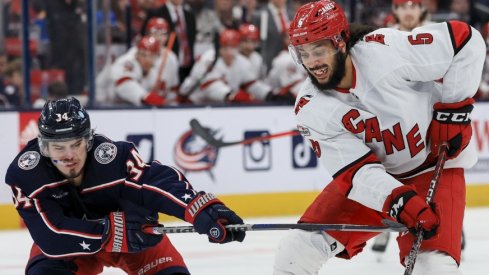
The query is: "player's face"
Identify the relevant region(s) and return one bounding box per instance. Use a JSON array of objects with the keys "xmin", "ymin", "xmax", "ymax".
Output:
[
  {"xmin": 48, "ymin": 138, "xmax": 88, "ymax": 181},
  {"xmin": 137, "ymin": 50, "xmax": 158, "ymax": 73},
  {"xmin": 394, "ymin": 3, "xmax": 423, "ymax": 31},
  {"xmin": 240, "ymin": 39, "xmax": 258, "ymax": 56},
  {"xmin": 298, "ymin": 39, "xmax": 347, "ymax": 90},
  {"xmin": 220, "ymin": 46, "xmax": 238, "ymax": 66},
  {"xmin": 150, "ymin": 30, "xmax": 168, "ymax": 46}
]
